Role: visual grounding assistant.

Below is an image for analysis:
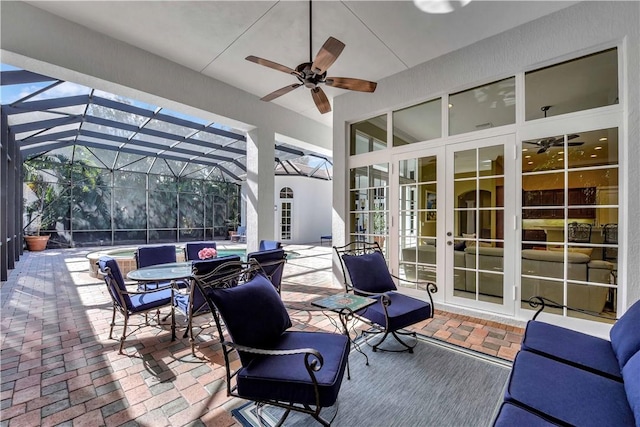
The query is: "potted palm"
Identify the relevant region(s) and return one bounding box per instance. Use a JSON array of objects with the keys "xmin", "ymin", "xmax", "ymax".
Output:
[
  {"xmin": 372, "ymin": 206, "xmax": 387, "ymax": 248},
  {"xmin": 23, "ymin": 168, "xmax": 55, "ymax": 251}
]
